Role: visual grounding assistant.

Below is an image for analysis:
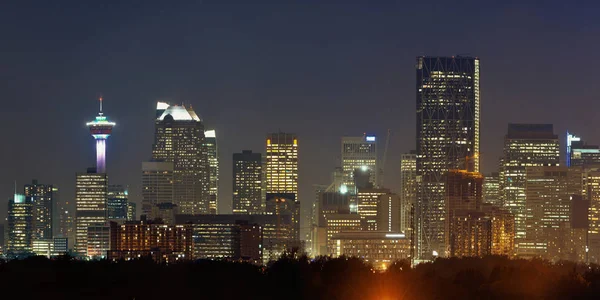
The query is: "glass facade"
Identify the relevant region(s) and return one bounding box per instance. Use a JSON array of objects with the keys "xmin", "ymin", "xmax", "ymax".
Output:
[
  {"xmin": 107, "ymin": 185, "xmax": 128, "ymax": 221},
  {"xmin": 24, "ymin": 180, "xmax": 54, "ymax": 240},
  {"xmin": 499, "ymin": 124, "xmax": 560, "ymax": 246},
  {"xmin": 341, "ymin": 136, "xmax": 378, "ymax": 194},
  {"xmin": 141, "ymin": 161, "xmax": 174, "ymax": 218},
  {"xmin": 153, "ymin": 102, "xmax": 209, "ymax": 215},
  {"xmin": 7, "ymin": 194, "xmax": 34, "ymax": 255},
  {"xmin": 75, "ymin": 170, "xmax": 108, "ymax": 256},
  {"xmin": 205, "ymin": 130, "xmax": 219, "ymax": 214},
  {"xmin": 233, "ymin": 150, "xmax": 262, "ymax": 214},
  {"xmin": 416, "ymin": 56, "xmax": 480, "ymax": 259}
]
